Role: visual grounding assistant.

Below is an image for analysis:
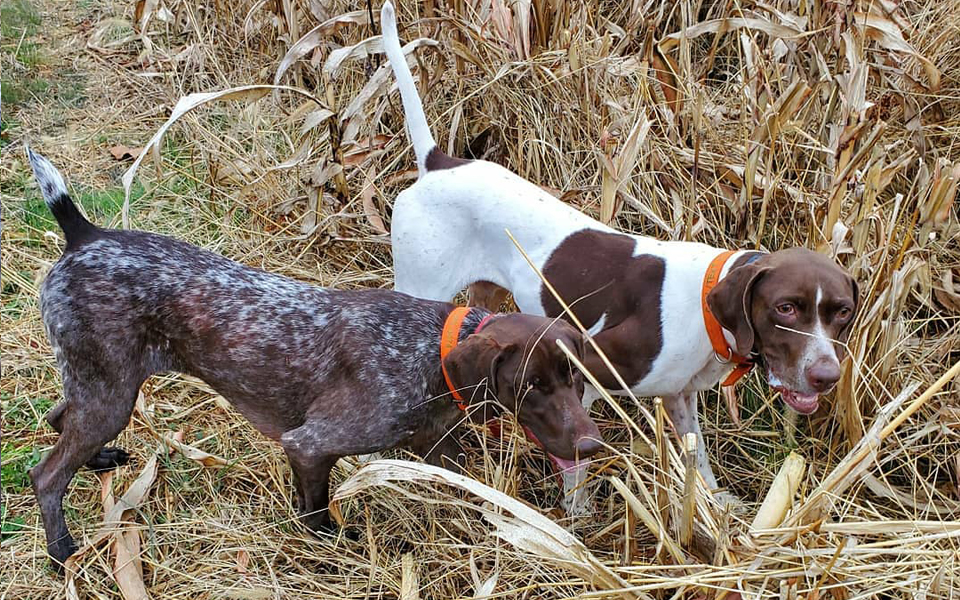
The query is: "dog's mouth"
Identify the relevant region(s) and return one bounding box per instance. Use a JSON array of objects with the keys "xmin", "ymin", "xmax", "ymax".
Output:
[
  {"xmin": 765, "ymin": 365, "xmax": 825, "ymax": 415},
  {"xmin": 520, "ymin": 425, "xmax": 592, "ymax": 473},
  {"xmin": 775, "ymin": 387, "xmax": 820, "ymax": 415},
  {"xmin": 548, "ymin": 454, "xmax": 584, "ymax": 473}
]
